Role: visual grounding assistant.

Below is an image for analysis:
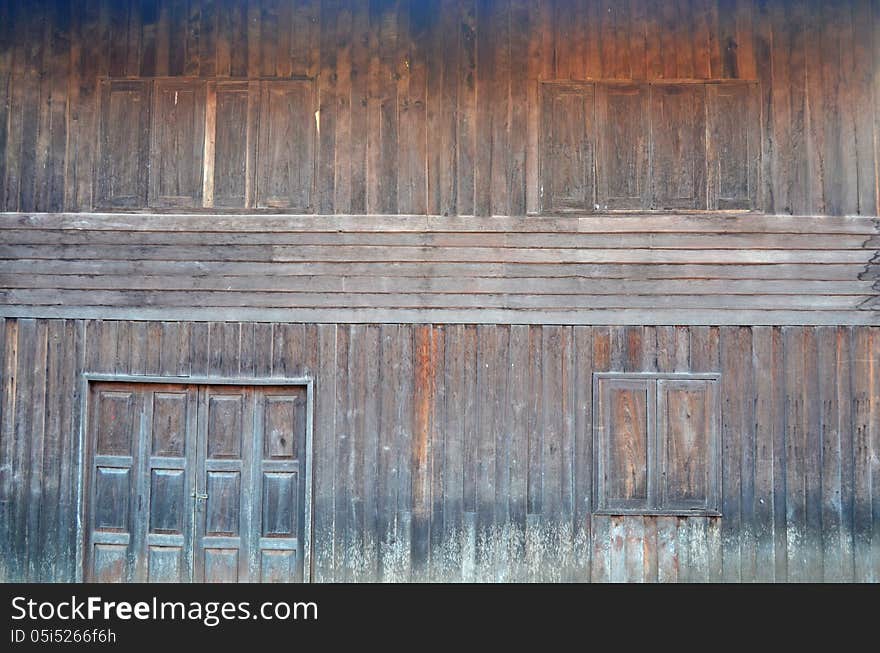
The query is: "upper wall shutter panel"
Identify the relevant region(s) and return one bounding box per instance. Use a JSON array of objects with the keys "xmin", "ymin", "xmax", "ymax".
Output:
[
  {"xmin": 650, "ymin": 85, "xmax": 707, "ymax": 209},
  {"xmin": 206, "ymin": 82, "xmax": 258, "ymax": 209},
  {"xmin": 256, "ymin": 81, "xmax": 316, "ymax": 211},
  {"xmin": 707, "ymin": 82, "xmax": 760, "ymax": 210},
  {"xmin": 149, "ymin": 80, "xmax": 207, "ymax": 208},
  {"xmin": 596, "ymin": 84, "xmax": 650, "ymax": 210},
  {"xmin": 541, "ymin": 83, "xmax": 595, "ymax": 211},
  {"xmin": 97, "ymin": 80, "xmax": 151, "ymax": 209}
]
